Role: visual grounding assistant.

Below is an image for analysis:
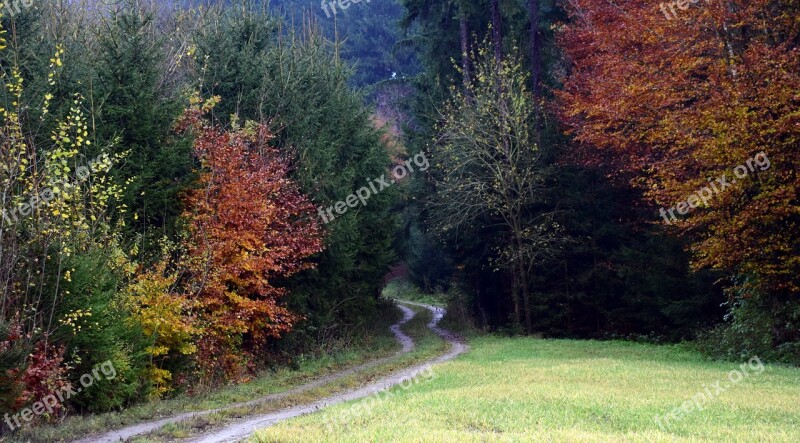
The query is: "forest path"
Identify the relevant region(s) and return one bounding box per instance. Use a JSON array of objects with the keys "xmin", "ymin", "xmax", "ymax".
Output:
[
  {"xmin": 75, "ymin": 304, "xmax": 420, "ymax": 443},
  {"xmin": 186, "ymin": 302, "xmax": 466, "ymax": 443}
]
